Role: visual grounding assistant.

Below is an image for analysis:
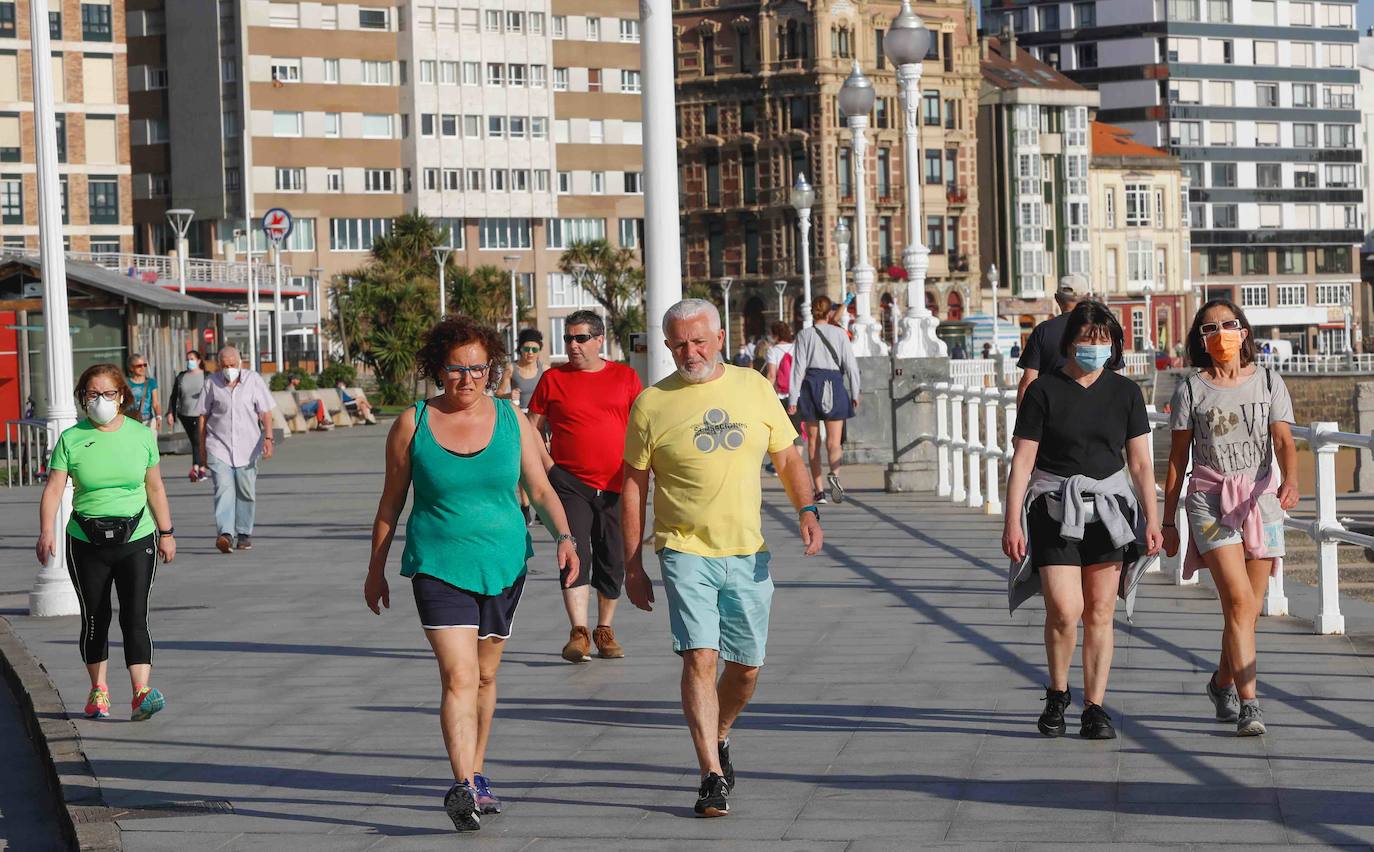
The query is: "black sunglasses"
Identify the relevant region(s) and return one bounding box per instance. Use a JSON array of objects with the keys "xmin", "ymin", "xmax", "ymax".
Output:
[{"xmin": 563, "ymin": 333, "xmax": 598, "ymax": 344}]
